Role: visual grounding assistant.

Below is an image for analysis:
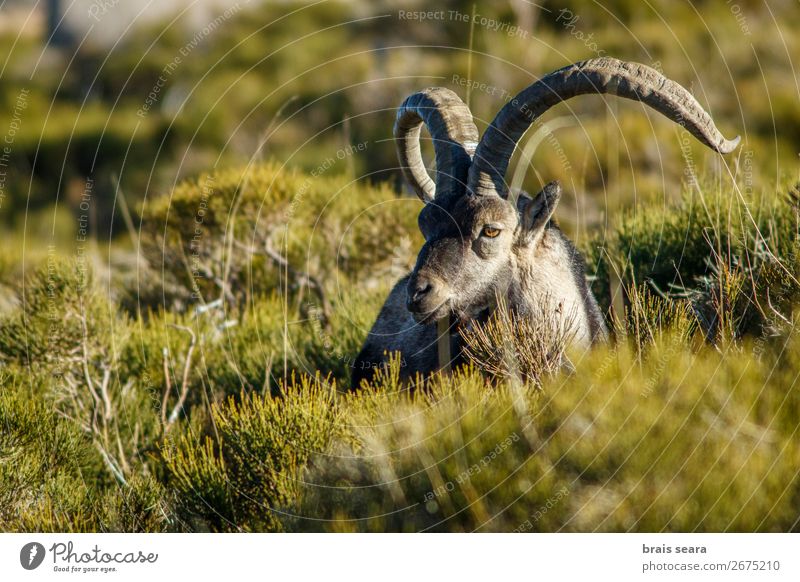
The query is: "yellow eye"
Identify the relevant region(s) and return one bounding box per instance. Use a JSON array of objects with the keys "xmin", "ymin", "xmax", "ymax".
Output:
[{"xmin": 482, "ymin": 226, "xmax": 501, "ymax": 238}]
